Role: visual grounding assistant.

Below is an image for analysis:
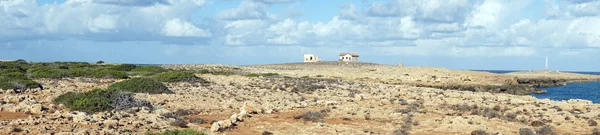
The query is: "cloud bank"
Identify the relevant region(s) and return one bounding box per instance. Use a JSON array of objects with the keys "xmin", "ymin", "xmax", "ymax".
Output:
[{"xmin": 1, "ymin": 0, "xmax": 599, "ymax": 62}]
